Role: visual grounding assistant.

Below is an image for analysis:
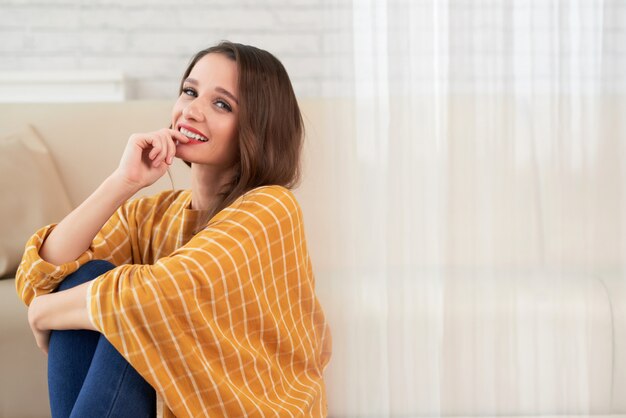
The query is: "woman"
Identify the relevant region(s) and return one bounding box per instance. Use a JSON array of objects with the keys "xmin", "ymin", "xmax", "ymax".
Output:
[{"xmin": 15, "ymin": 41, "xmax": 331, "ymax": 418}]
